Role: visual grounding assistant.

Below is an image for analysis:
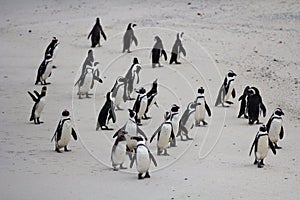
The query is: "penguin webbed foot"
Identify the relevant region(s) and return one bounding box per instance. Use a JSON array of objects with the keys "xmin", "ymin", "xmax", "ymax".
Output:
[
  {"xmin": 55, "ymin": 148, "xmax": 62, "ymax": 153},
  {"xmin": 163, "ymin": 149, "xmax": 170, "ymax": 156},
  {"xmin": 138, "ymin": 173, "xmax": 144, "ymax": 180},
  {"xmin": 257, "ymin": 160, "xmax": 264, "ymax": 168},
  {"xmin": 64, "ymin": 146, "xmax": 71, "ymax": 152},
  {"xmin": 202, "ymin": 121, "xmax": 208, "ymax": 126},
  {"xmin": 113, "ymin": 167, "xmax": 119, "ymax": 171},
  {"xmin": 275, "ymin": 143, "xmax": 282, "ymax": 149},
  {"xmin": 120, "ymin": 164, "xmax": 127, "ymax": 169},
  {"xmin": 144, "ymin": 171, "xmax": 150, "ymax": 178},
  {"xmin": 253, "ymin": 159, "xmax": 258, "ymax": 165},
  {"xmin": 86, "ymin": 93, "xmax": 91, "ymax": 98},
  {"xmin": 225, "ymin": 101, "xmax": 234, "ymax": 105}
]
